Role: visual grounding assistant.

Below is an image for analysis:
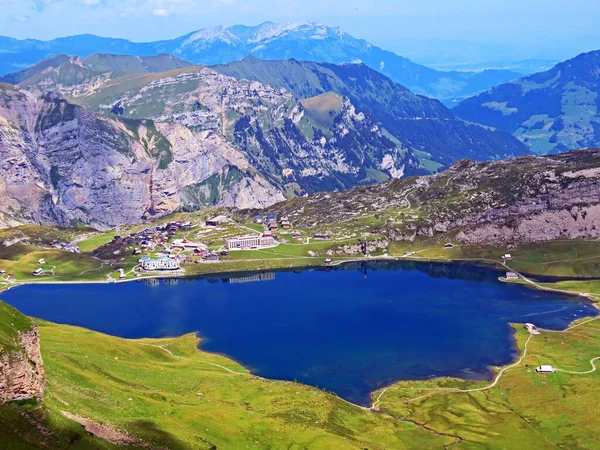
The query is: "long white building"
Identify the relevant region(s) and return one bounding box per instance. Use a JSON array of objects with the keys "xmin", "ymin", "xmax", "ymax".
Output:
[
  {"xmin": 226, "ymin": 235, "xmax": 276, "ymax": 250},
  {"xmin": 140, "ymin": 257, "xmax": 180, "ymax": 271}
]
